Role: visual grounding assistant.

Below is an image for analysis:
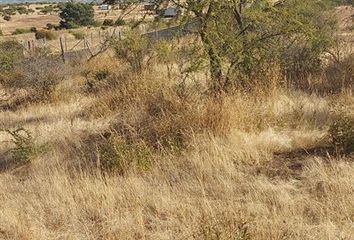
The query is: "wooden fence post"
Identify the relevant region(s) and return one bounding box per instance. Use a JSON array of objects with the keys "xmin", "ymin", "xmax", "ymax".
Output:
[
  {"xmin": 27, "ymin": 40, "xmax": 31, "ymax": 55},
  {"xmin": 59, "ymin": 36, "xmax": 66, "ymax": 63}
]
